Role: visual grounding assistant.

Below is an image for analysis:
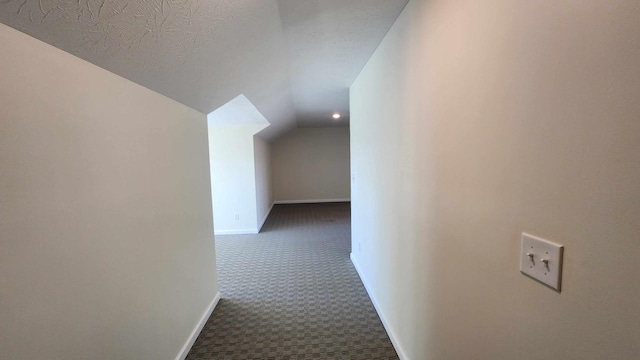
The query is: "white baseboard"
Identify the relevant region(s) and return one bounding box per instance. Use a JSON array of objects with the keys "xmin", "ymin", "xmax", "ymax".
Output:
[
  {"xmin": 214, "ymin": 228, "xmax": 258, "ymax": 235},
  {"xmin": 350, "ymin": 254, "xmax": 409, "ymax": 360},
  {"xmin": 273, "ymin": 198, "xmax": 351, "ymax": 204},
  {"xmin": 215, "ymin": 202, "xmax": 274, "ymax": 235},
  {"xmin": 258, "ymin": 202, "xmax": 274, "ymax": 232},
  {"xmin": 175, "ymin": 291, "xmax": 221, "ymax": 360}
]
